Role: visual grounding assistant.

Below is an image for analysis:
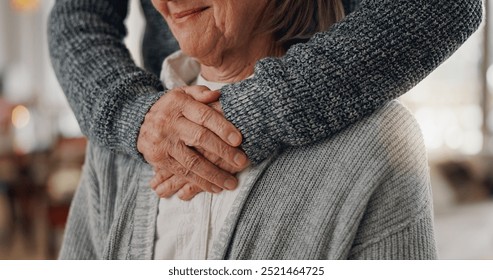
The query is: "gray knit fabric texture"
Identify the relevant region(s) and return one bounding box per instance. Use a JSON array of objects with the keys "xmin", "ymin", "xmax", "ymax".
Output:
[
  {"xmin": 47, "ymin": 0, "xmax": 482, "ymax": 164},
  {"xmin": 59, "ymin": 101, "xmax": 436, "ymax": 260}
]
